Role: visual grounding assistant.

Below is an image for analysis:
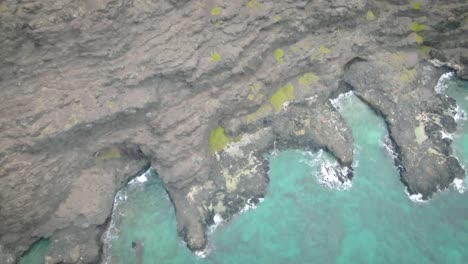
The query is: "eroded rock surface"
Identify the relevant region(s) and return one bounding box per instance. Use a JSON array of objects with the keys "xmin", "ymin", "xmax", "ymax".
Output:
[
  {"xmin": 343, "ymin": 55, "xmax": 464, "ymax": 198},
  {"xmin": 1, "ymin": 0, "xmax": 467, "ymax": 262}
]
